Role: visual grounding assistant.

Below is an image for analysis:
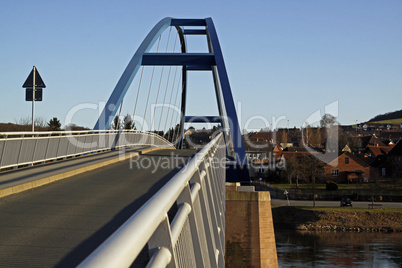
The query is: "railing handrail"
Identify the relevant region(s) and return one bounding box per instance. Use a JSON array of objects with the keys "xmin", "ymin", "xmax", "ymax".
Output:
[
  {"xmin": 0, "ymin": 129, "xmax": 165, "ymax": 136},
  {"xmin": 78, "ymin": 133, "xmax": 225, "ymax": 268},
  {"xmin": 0, "ymin": 130, "xmax": 173, "ymax": 170},
  {"xmin": 0, "ymin": 130, "xmax": 170, "ymax": 143}
]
